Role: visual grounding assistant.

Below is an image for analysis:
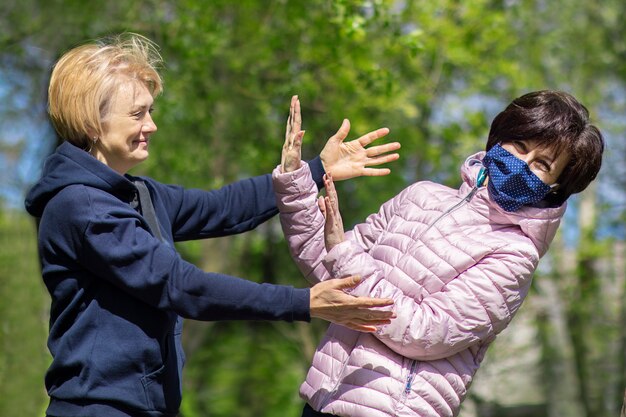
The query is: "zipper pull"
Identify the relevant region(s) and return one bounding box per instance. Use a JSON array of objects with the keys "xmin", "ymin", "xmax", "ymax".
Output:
[
  {"xmin": 464, "ymin": 167, "xmax": 487, "ymax": 203},
  {"xmin": 476, "ymin": 167, "xmax": 487, "ymax": 187}
]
